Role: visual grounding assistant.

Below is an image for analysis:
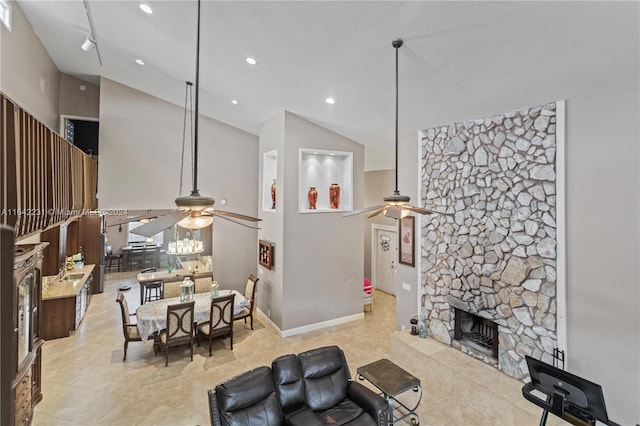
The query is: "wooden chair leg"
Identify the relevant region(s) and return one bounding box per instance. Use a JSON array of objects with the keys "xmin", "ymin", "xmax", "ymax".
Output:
[
  {"xmin": 208, "ymin": 336, "xmax": 212, "ymax": 356},
  {"xmin": 123, "ymin": 341, "xmax": 128, "ymax": 361},
  {"xmin": 230, "ymin": 333, "xmax": 233, "ymax": 350},
  {"xmin": 165, "ymin": 348, "xmax": 169, "ymax": 367},
  {"xmin": 250, "ymin": 313, "xmax": 254, "ymax": 330}
]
